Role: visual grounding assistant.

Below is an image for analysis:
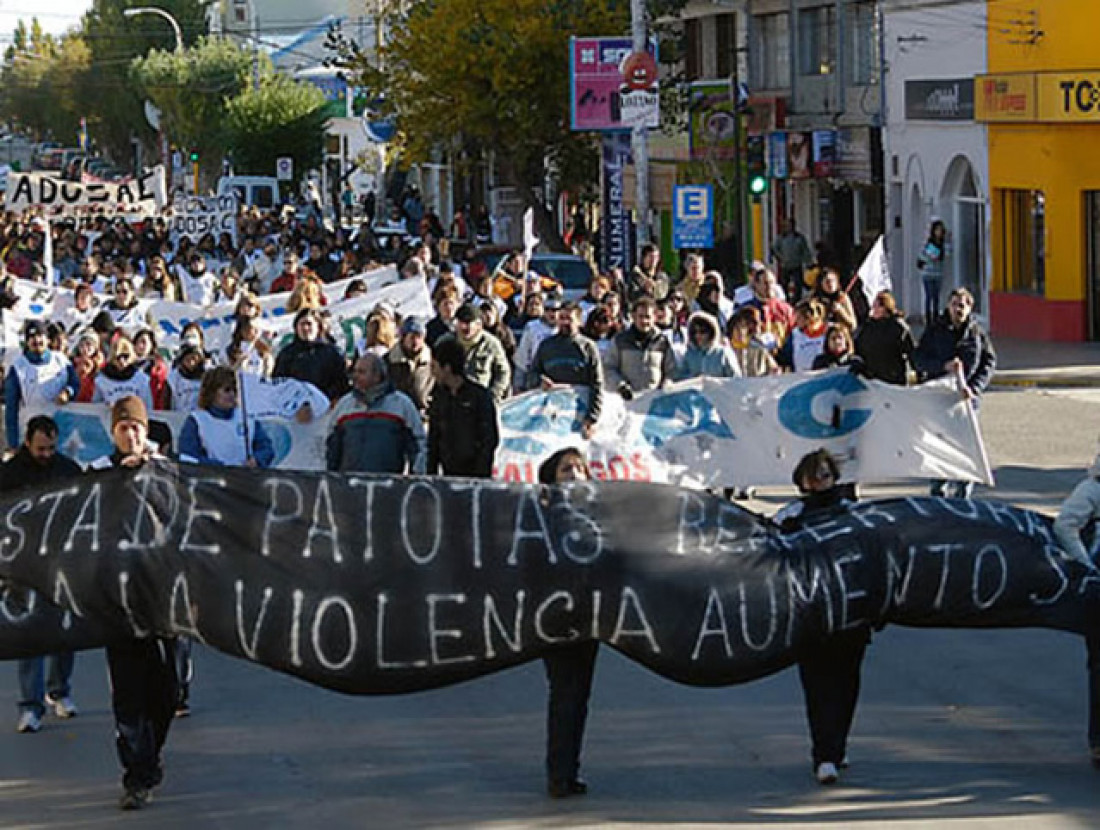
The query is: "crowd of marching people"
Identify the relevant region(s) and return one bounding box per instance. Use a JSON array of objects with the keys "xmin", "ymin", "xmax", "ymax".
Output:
[
  {"xmin": 0, "ymin": 207, "xmax": 998, "ymax": 466},
  {"xmin": 0, "ymin": 202, "xmax": 1007, "ymax": 808}
]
